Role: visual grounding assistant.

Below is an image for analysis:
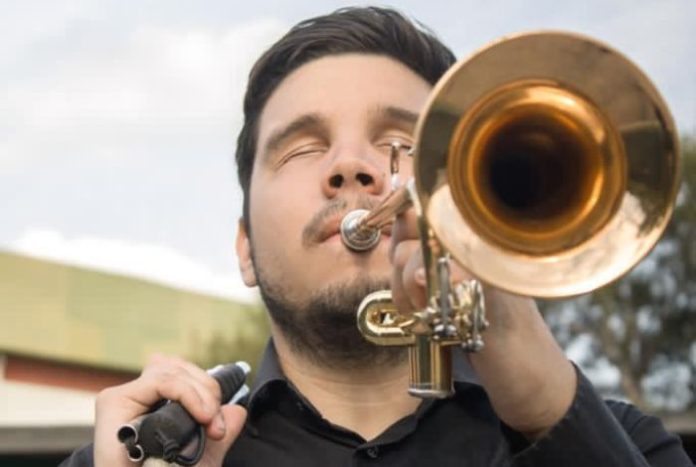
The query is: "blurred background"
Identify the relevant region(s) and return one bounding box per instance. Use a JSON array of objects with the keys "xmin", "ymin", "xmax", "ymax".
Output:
[{"xmin": 1, "ymin": 0, "xmax": 694, "ymax": 464}]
